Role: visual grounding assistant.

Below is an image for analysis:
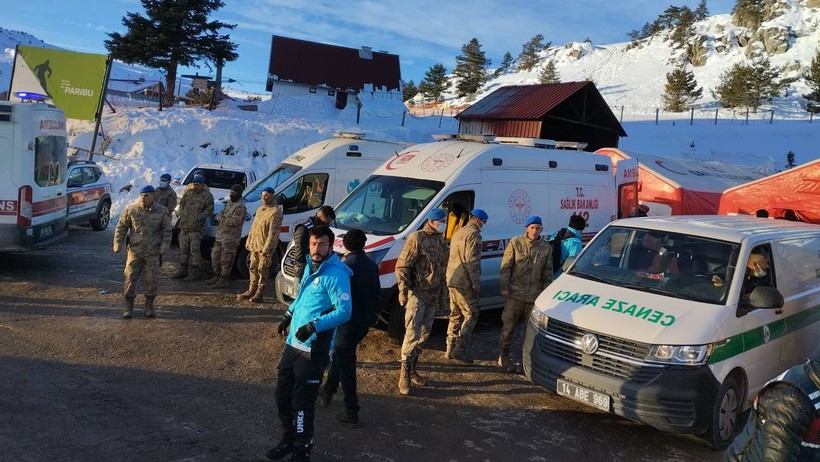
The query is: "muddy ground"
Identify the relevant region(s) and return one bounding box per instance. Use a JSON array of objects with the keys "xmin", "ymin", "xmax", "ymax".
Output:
[{"xmin": 0, "ymin": 226, "xmax": 721, "ymax": 461}]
